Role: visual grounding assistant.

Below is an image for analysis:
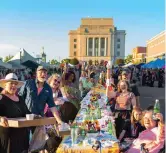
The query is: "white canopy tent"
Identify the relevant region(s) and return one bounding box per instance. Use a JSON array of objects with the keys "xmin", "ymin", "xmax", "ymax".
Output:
[
  {"xmin": 0, "ymin": 59, "xmax": 12, "ymax": 69},
  {"xmin": 122, "ymin": 62, "xmax": 134, "ymax": 68},
  {"xmin": 8, "ymin": 48, "xmax": 38, "ymax": 69}
]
